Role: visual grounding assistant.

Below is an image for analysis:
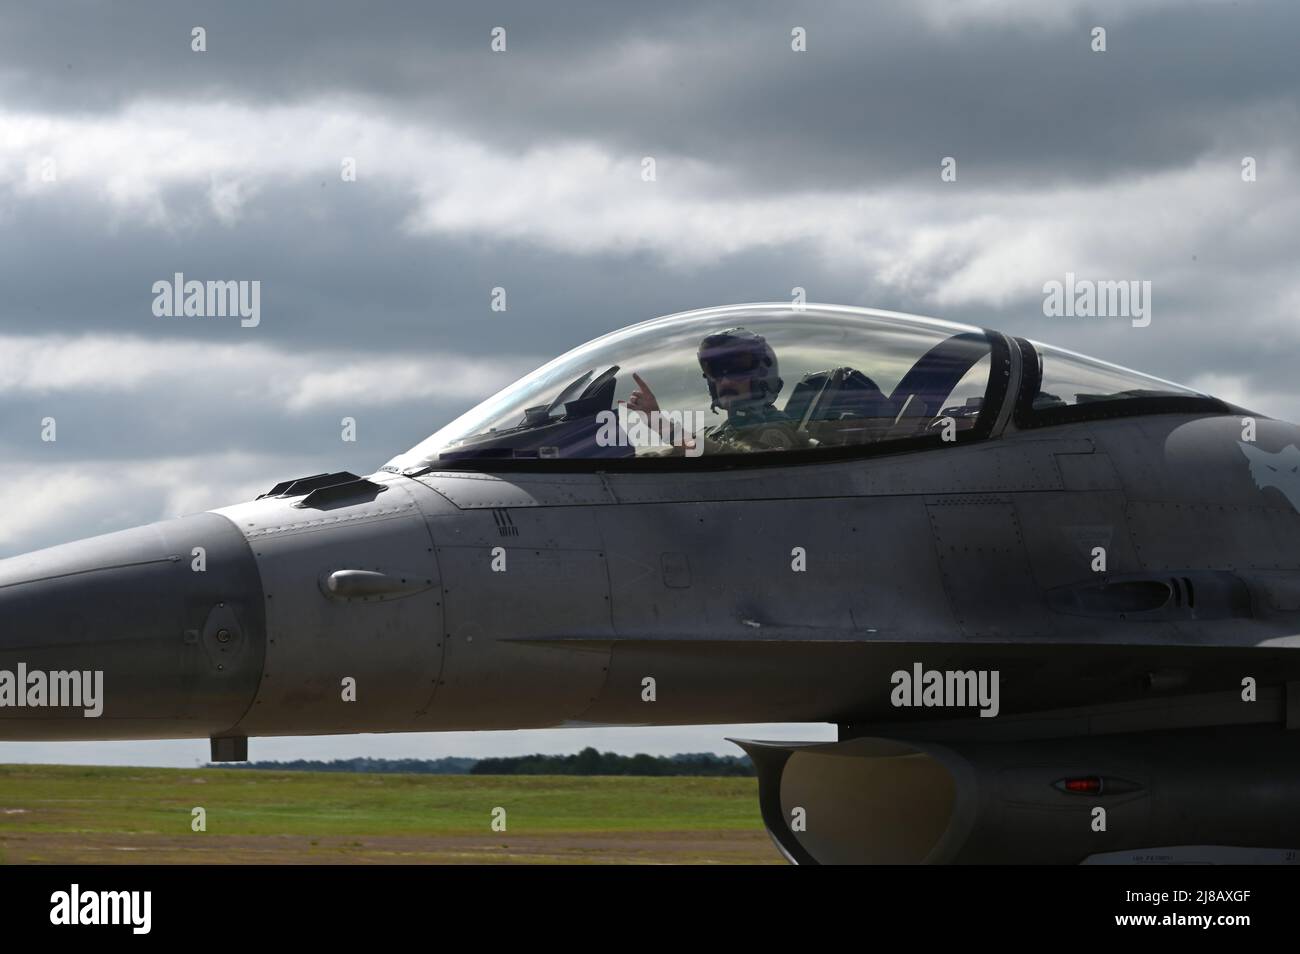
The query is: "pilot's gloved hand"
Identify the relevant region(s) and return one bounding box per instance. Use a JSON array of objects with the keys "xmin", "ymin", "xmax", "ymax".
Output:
[{"xmin": 626, "ymin": 372, "xmax": 660, "ymax": 415}]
